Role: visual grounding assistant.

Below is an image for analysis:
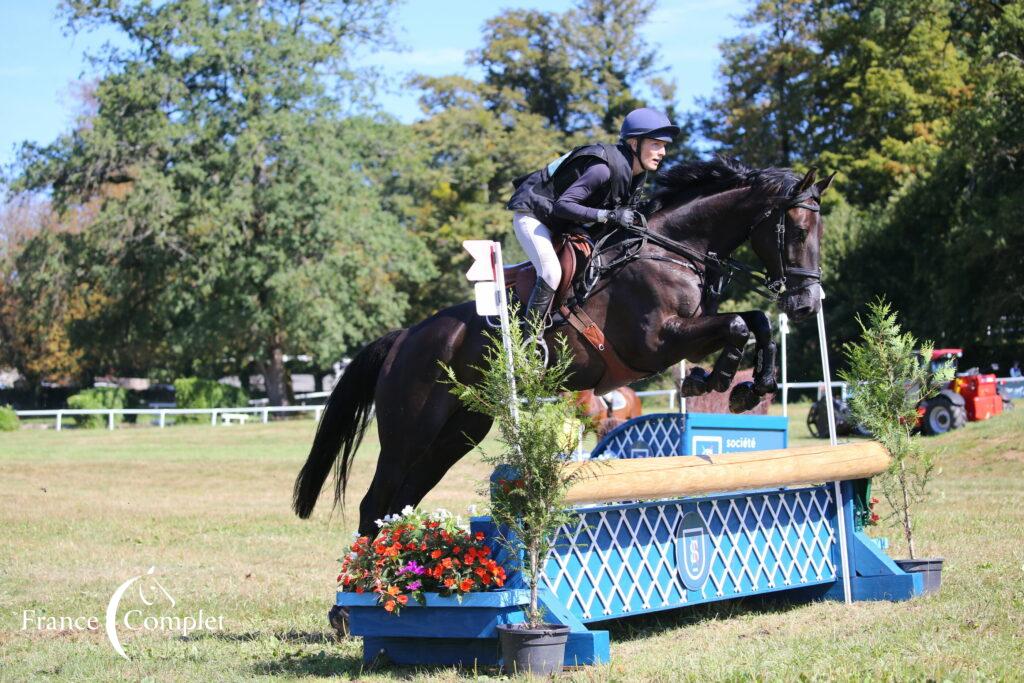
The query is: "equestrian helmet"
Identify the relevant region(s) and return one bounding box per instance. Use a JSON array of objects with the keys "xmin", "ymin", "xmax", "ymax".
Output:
[{"xmin": 619, "ymin": 107, "xmax": 679, "ymax": 142}]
